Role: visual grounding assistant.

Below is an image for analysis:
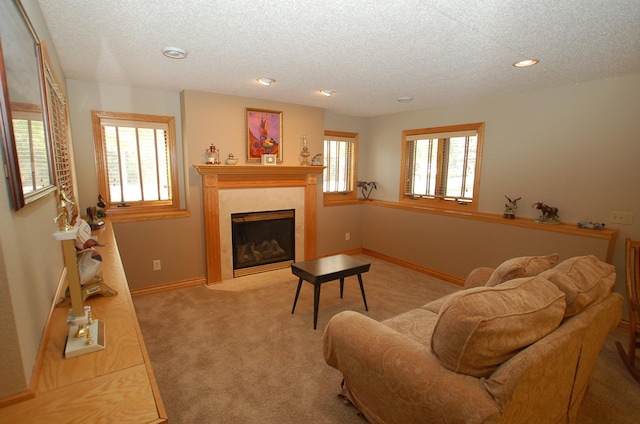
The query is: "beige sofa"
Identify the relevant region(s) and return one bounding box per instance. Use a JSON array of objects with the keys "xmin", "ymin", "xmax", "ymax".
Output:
[{"xmin": 323, "ymin": 254, "xmax": 622, "ymax": 424}]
